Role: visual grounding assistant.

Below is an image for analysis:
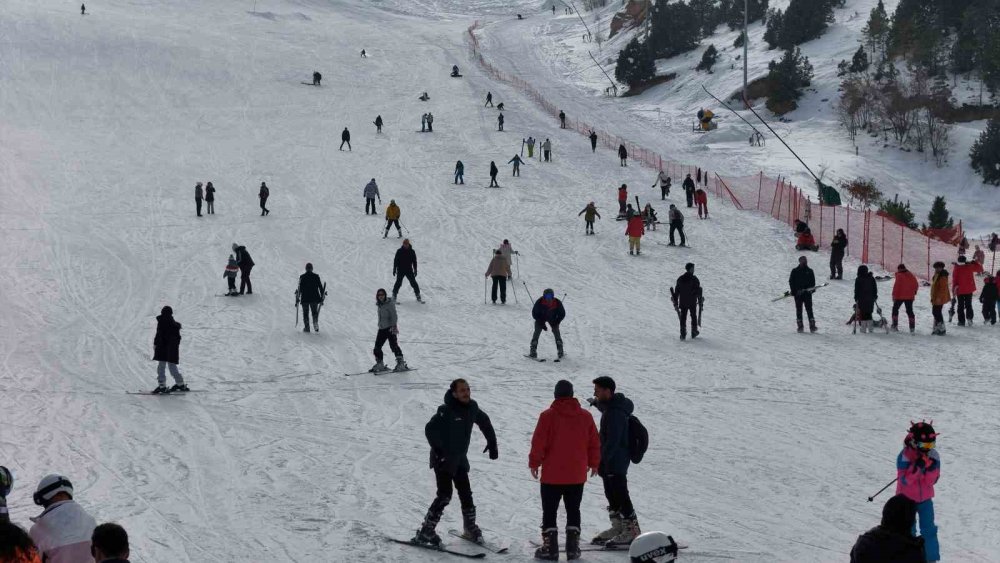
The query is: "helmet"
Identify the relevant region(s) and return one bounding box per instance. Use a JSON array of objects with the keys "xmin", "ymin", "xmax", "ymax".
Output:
[
  {"xmin": 33, "ymin": 474, "xmax": 73, "ymax": 506},
  {"xmin": 907, "ymin": 420, "xmax": 937, "ymax": 450},
  {"xmin": 0, "ymin": 466, "xmax": 12, "ymax": 497},
  {"xmin": 628, "ymin": 532, "xmax": 678, "ymax": 562}
]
